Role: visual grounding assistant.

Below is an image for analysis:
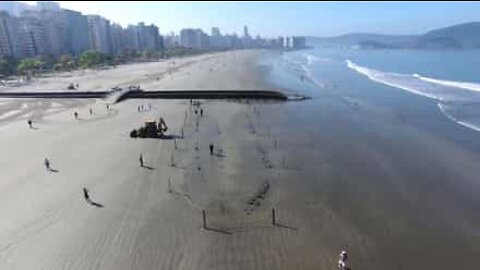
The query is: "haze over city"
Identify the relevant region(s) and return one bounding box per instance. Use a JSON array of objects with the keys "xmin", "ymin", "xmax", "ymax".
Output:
[{"xmin": 18, "ymin": 1, "xmax": 480, "ymax": 36}]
